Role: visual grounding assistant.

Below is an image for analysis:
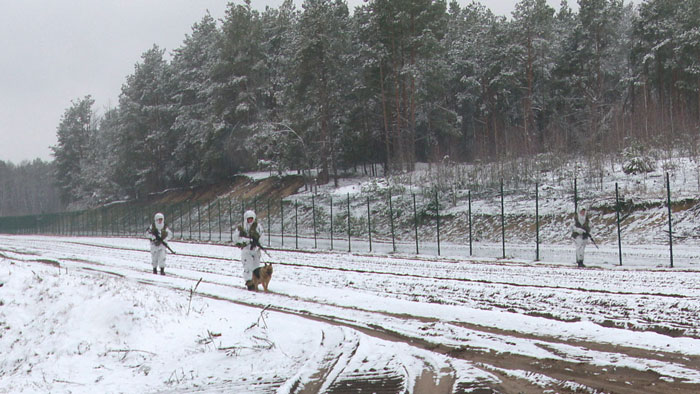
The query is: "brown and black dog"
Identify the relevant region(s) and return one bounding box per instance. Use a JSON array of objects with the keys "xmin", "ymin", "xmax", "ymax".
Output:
[{"xmin": 249, "ymin": 263, "xmax": 273, "ymax": 292}]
